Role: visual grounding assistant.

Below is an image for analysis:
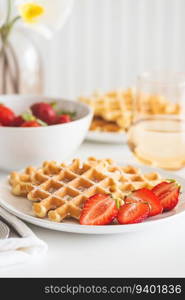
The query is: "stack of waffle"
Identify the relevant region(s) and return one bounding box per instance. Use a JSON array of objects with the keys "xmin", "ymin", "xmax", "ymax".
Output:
[
  {"xmin": 79, "ymin": 89, "xmax": 134, "ymax": 132},
  {"xmin": 79, "ymin": 88, "xmax": 180, "ymax": 133},
  {"xmin": 9, "ymin": 157, "xmax": 162, "ymax": 223}
]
